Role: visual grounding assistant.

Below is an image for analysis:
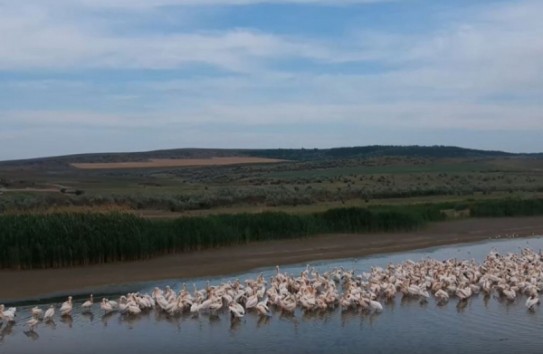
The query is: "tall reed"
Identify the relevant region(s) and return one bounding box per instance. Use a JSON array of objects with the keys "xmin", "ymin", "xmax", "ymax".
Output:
[{"xmin": 1, "ymin": 198, "xmax": 541, "ymax": 269}]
